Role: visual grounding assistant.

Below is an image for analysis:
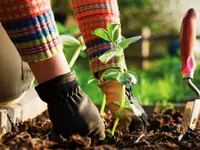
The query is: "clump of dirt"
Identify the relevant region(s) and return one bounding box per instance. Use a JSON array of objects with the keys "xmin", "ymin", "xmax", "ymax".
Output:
[{"xmin": 1, "ymin": 108, "xmax": 200, "ymax": 150}]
